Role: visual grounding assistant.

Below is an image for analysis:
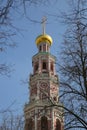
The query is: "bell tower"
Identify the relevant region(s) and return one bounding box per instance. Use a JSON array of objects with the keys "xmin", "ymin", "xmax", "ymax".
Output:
[{"xmin": 24, "ymin": 17, "xmax": 64, "ymax": 130}]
